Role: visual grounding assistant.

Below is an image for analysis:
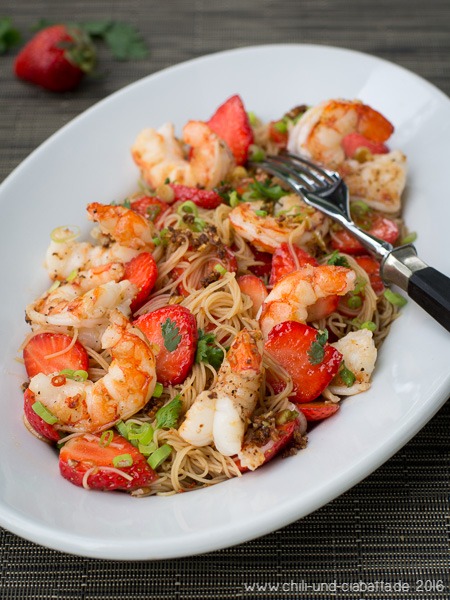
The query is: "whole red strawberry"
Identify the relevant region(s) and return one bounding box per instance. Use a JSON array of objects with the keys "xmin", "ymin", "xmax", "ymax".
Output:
[{"xmin": 14, "ymin": 24, "xmax": 95, "ymax": 92}]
